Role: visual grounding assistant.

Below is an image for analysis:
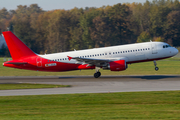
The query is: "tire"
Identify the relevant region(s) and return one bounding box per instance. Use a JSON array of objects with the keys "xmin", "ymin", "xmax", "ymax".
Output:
[
  {"xmin": 97, "ymin": 72, "xmax": 101, "ymax": 77},
  {"xmin": 94, "ymin": 73, "xmax": 99, "ymax": 78},
  {"xmin": 155, "ymin": 67, "xmax": 159, "ymax": 71}
]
